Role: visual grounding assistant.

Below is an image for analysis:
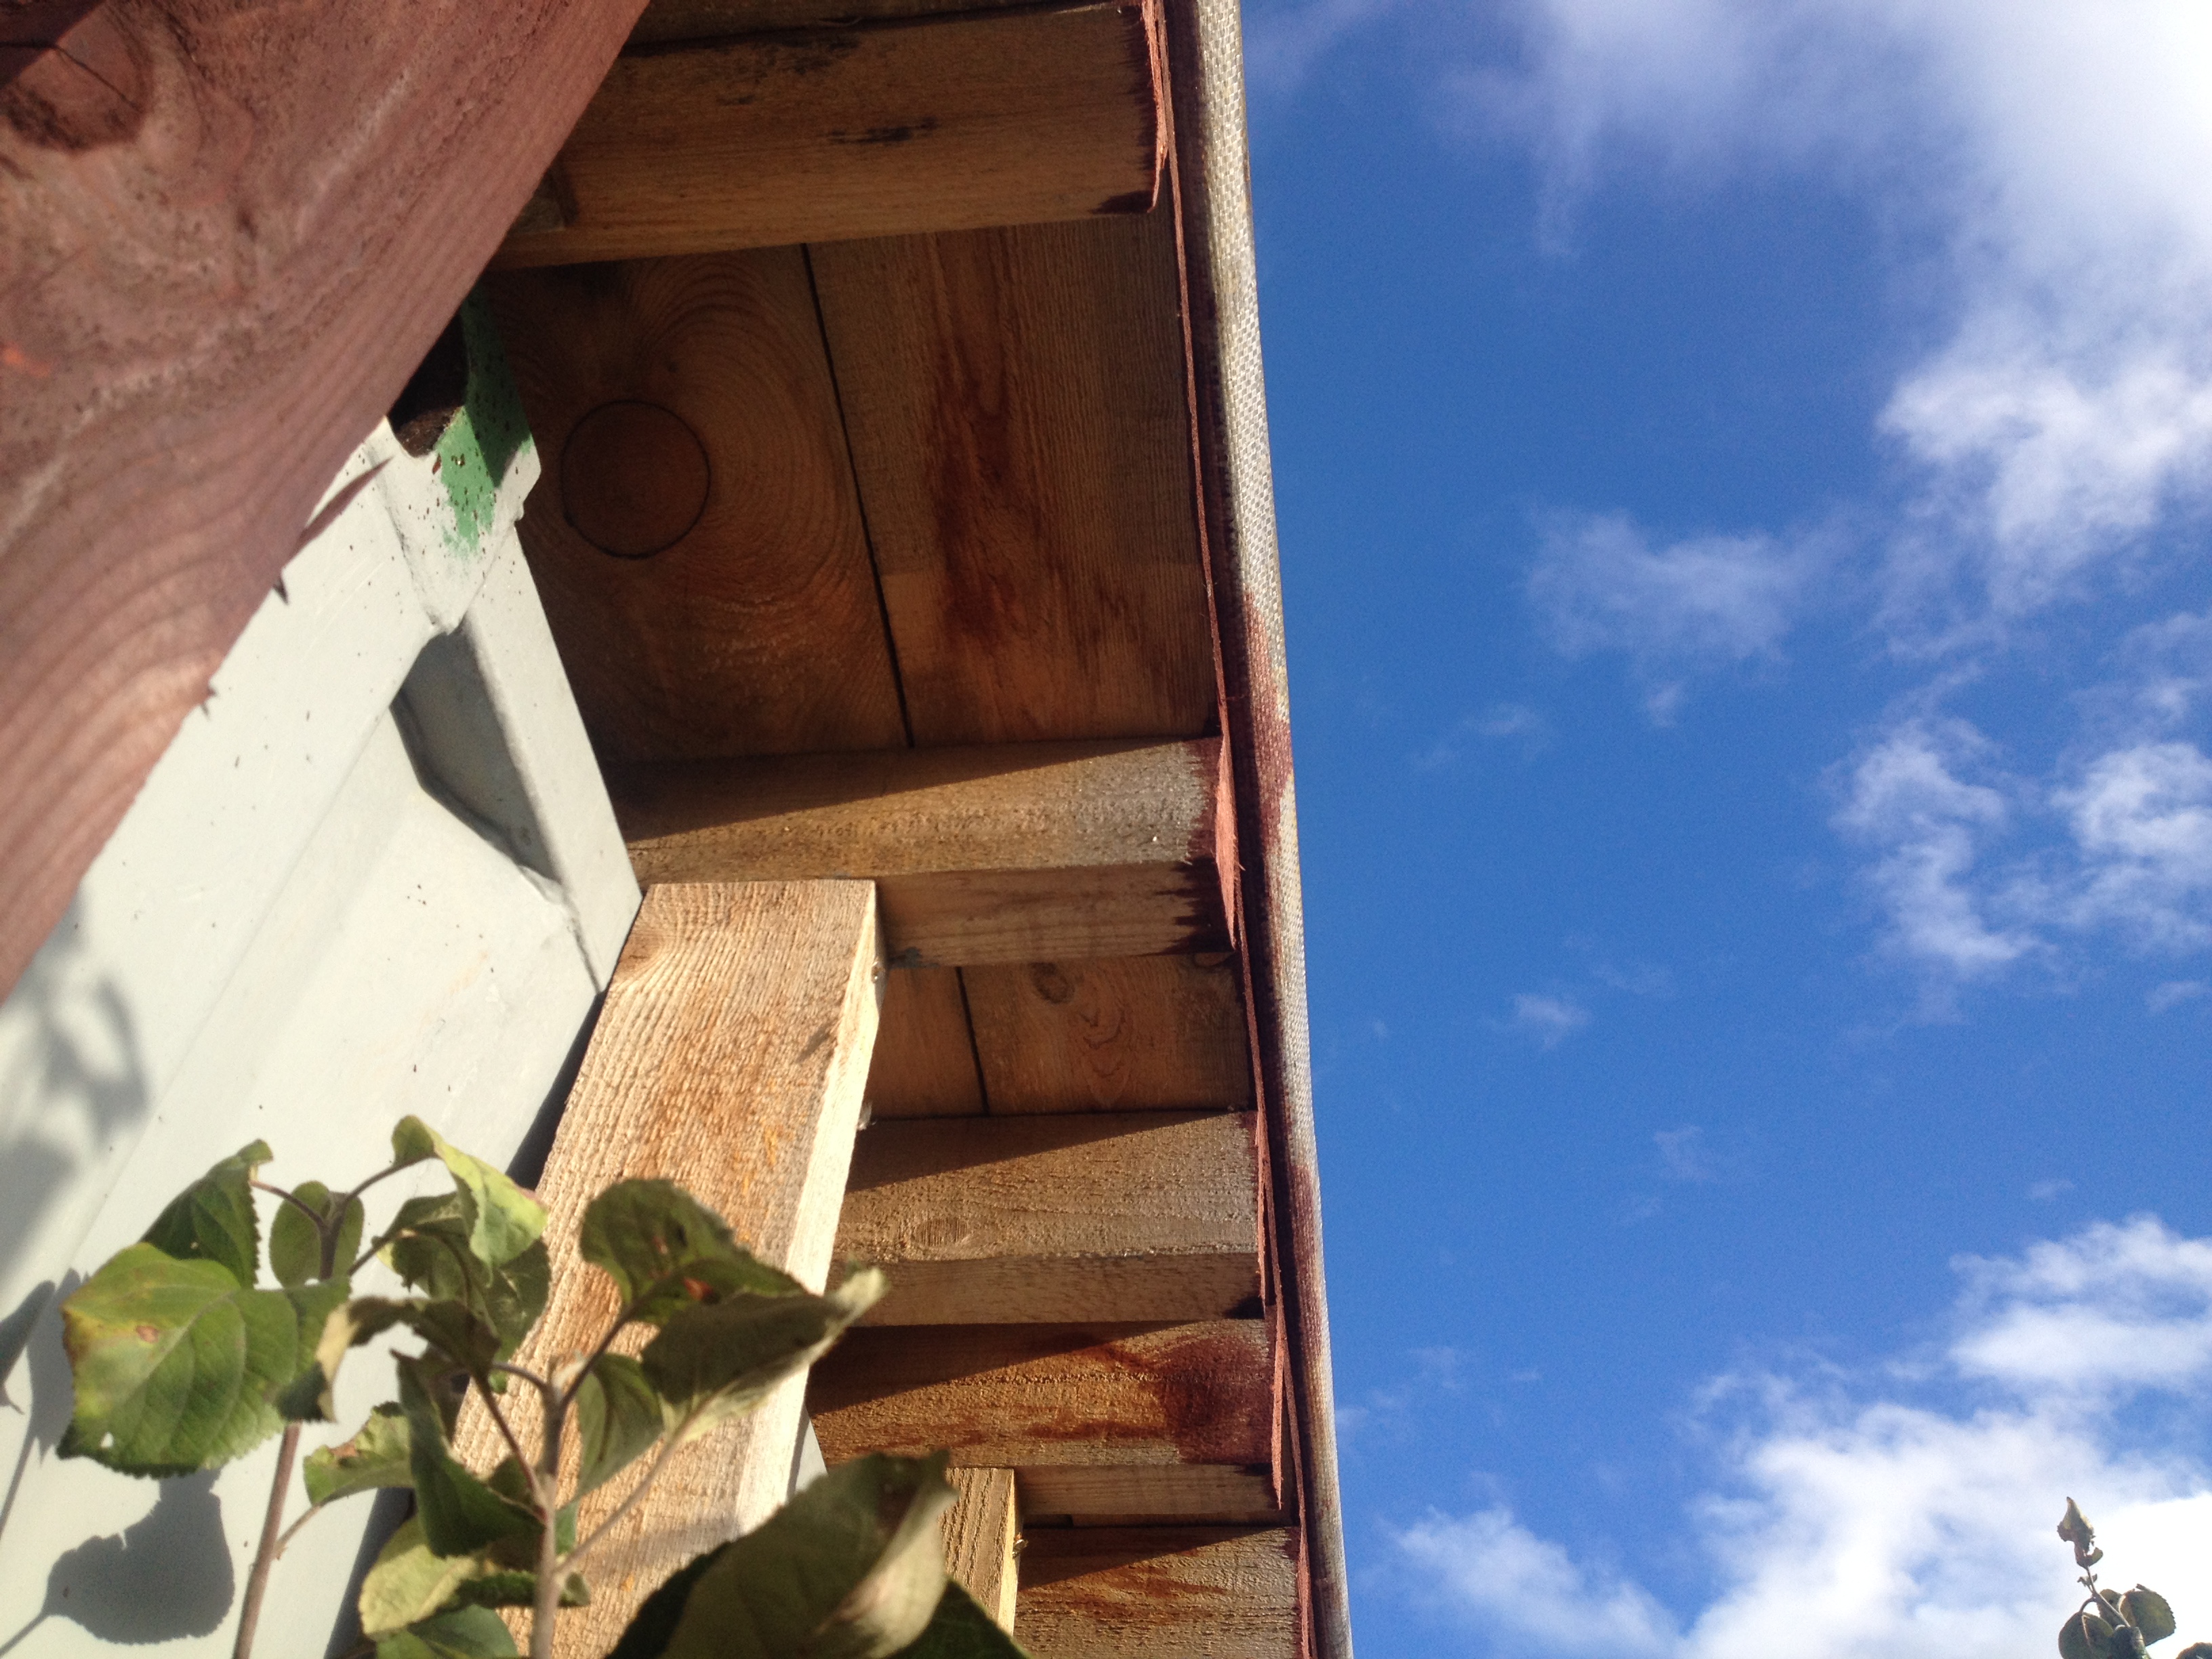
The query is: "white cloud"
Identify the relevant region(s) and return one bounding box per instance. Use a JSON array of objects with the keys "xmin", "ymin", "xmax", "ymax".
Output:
[
  {"xmin": 2148, "ymin": 979, "xmax": 2210, "ymax": 1013},
  {"xmin": 1391, "ymin": 1217, "xmax": 2212, "ymax": 1659},
  {"xmin": 1415, "ymin": 703, "xmax": 1552, "ymax": 769},
  {"xmin": 1831, "ymin": 719, "xmax": 2034, "ymax": 979},
  {"xmin": 2051, "ymin": 742, "xmax": 2212, "ymax": 950},
  {"xmin": 1508, "ymin": 991, "xmax": 1592, "ymax": 1047},
  {"xmin": 1529, "ymin": 511, "xmax": 1826, "ymax": 673},
  {"xmin": 1656, "ymin": 1125, "xmax": 1715, "ymax": 1183}
]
